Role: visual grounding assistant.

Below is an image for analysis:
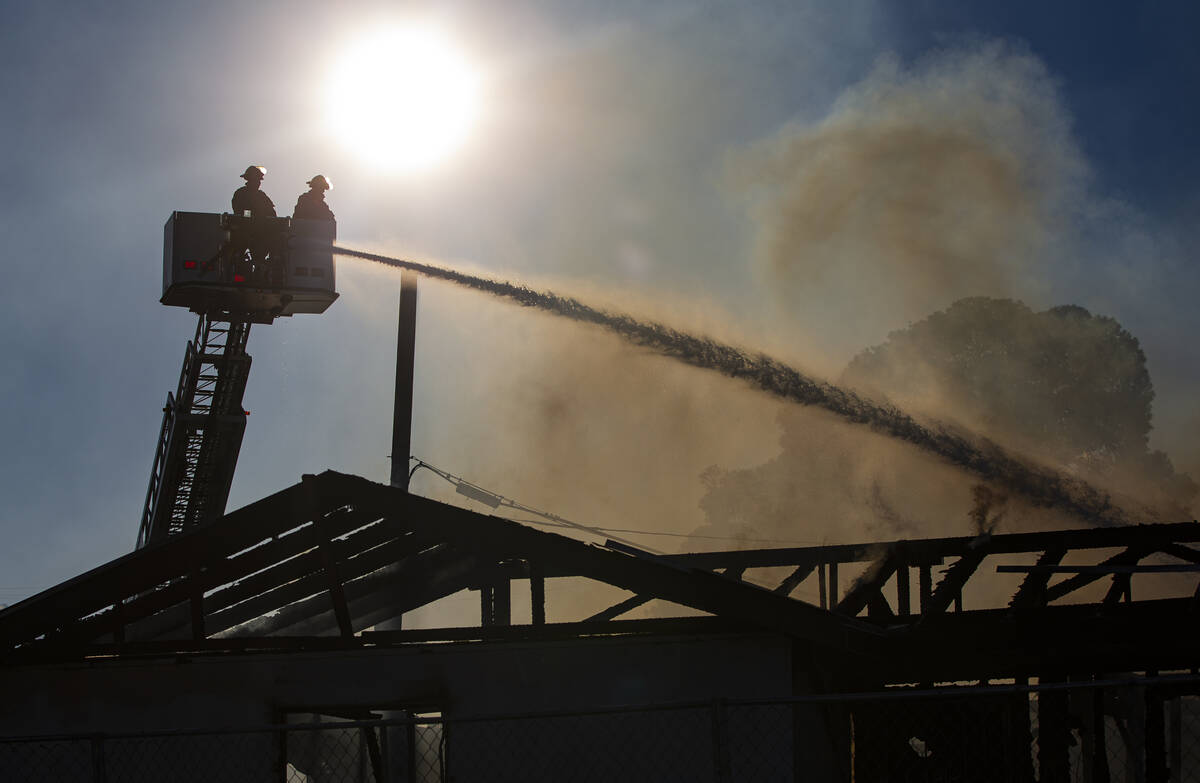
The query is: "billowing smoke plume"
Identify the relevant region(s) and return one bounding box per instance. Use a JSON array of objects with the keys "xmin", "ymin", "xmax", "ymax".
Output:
[
  {"xmin": 335, "ymin": 246, "xmax": 1165, "ymax": 528},
  {"xmin": 732, "ymin": 43, "xmax": 1087, "ymax": 339}
]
